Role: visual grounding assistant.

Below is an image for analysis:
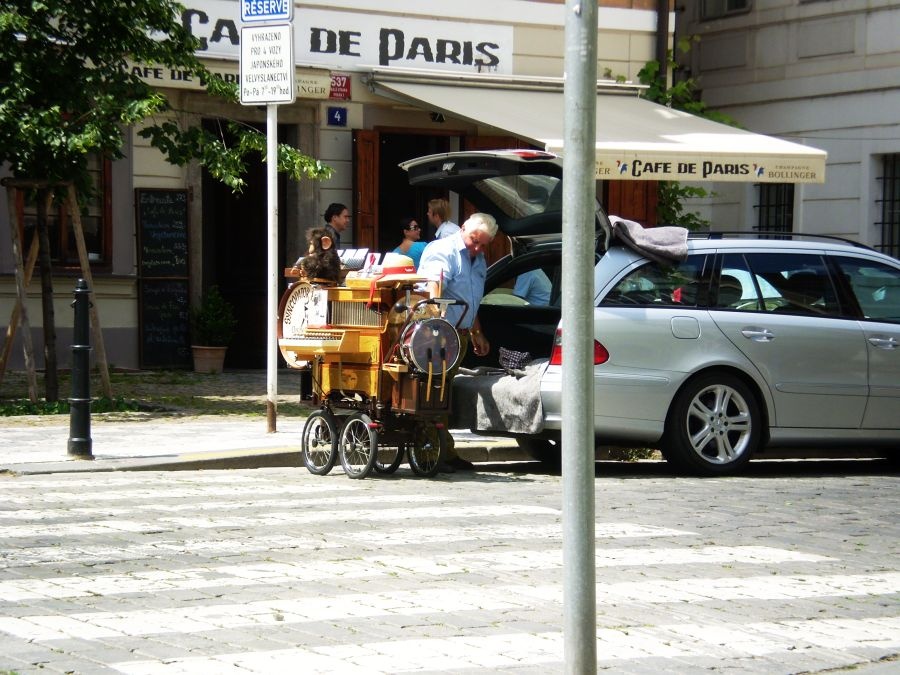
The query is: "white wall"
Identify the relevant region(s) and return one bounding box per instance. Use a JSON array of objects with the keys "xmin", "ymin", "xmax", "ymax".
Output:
[{"xmin": 678, "ymin": 0, "xmax": 900, "ymax": 243}]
